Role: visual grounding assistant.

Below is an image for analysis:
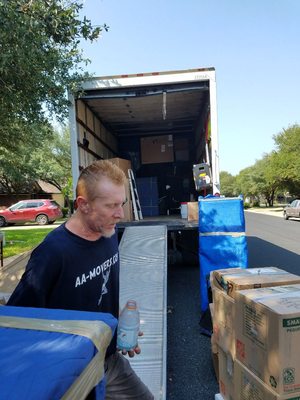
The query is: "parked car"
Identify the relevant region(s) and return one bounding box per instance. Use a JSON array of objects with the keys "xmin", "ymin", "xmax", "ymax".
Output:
[
  {"xmin": 283, "ymin": 199, "xmax": 300, "ymax": 220},
  {"xmin": 0, "ymin": 199, "xmax": 63, "ymax": 227}
]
